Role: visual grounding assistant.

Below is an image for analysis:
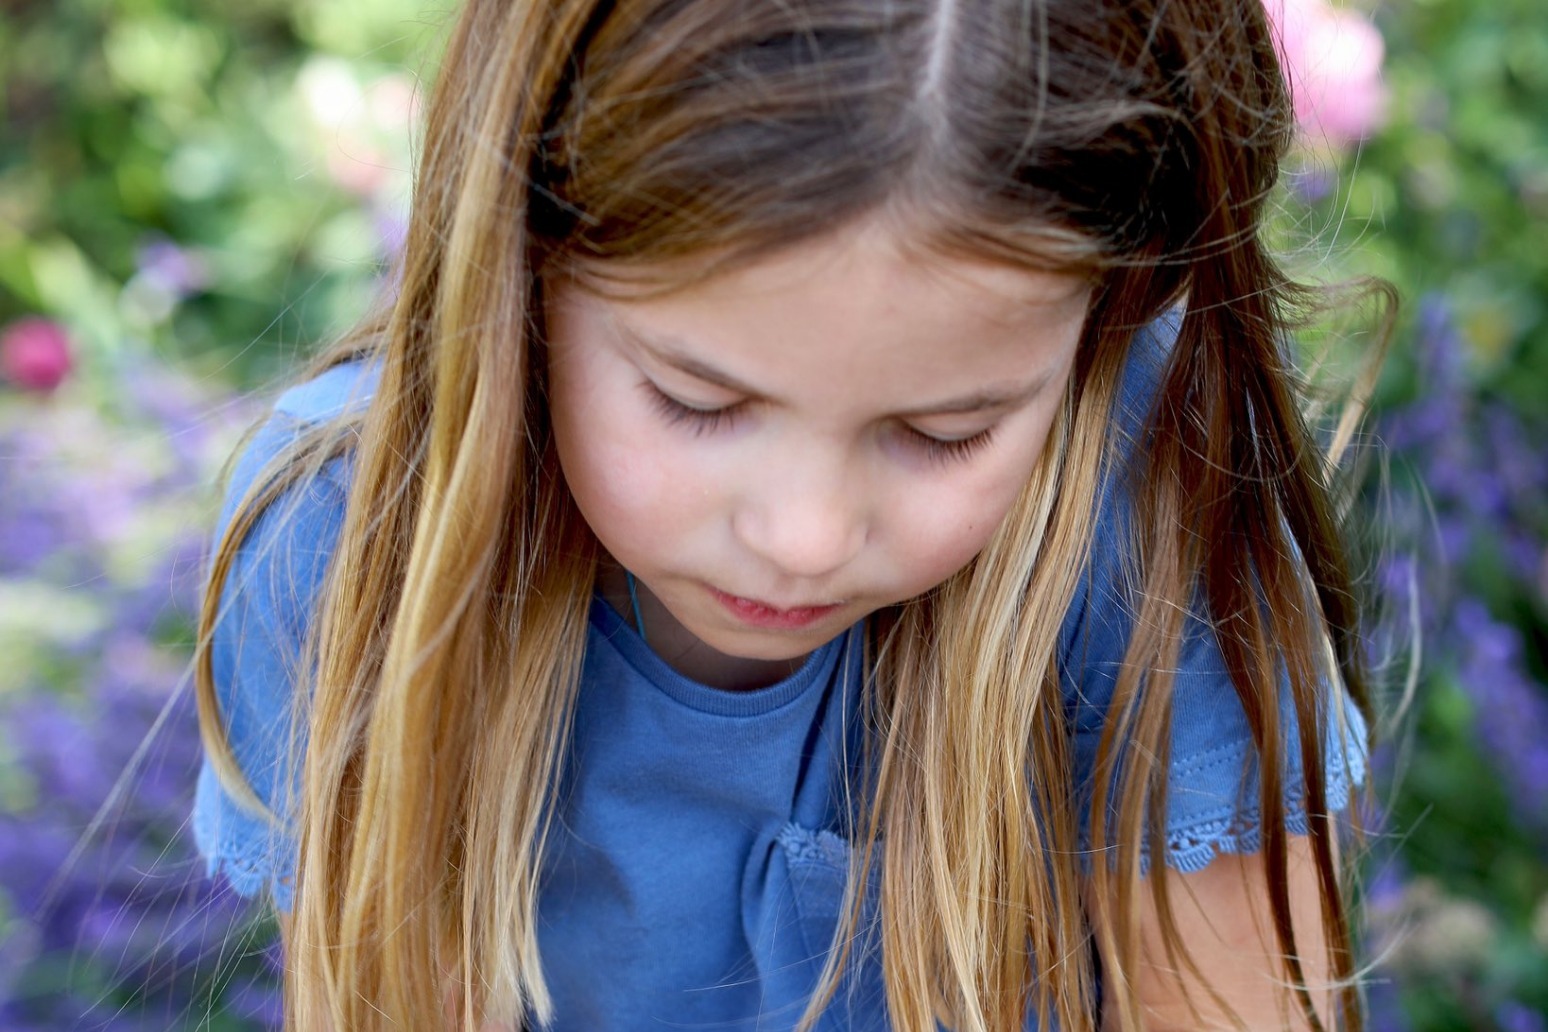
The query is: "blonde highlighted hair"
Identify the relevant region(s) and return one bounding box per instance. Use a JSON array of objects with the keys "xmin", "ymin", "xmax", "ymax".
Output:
[{"xmin": 197, "ymin": 1, "xmax": 1377, "ymax": 1029}]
